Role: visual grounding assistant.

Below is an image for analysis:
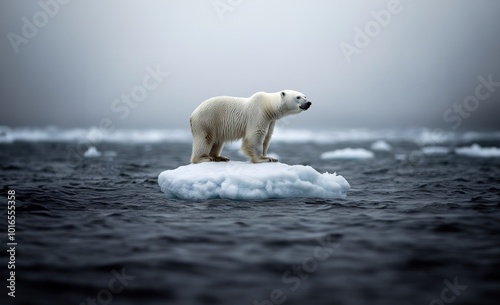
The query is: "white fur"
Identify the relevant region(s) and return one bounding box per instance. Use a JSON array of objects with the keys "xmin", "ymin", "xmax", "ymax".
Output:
[{"xmin": 190, "ymin": 90, "xmax": 311, "ymax": 163}]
